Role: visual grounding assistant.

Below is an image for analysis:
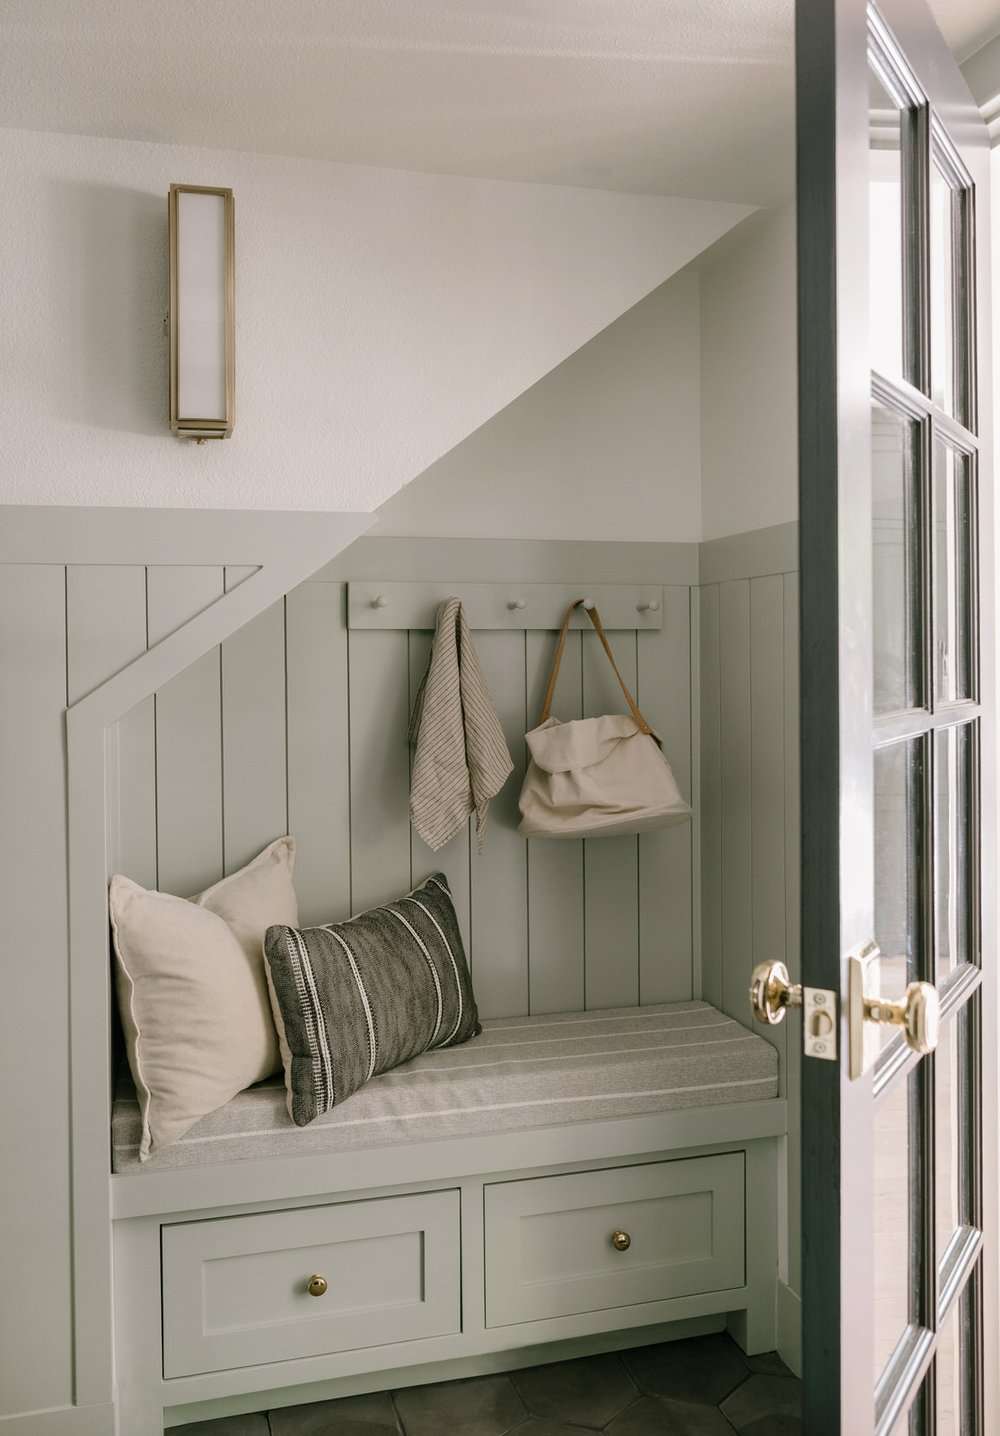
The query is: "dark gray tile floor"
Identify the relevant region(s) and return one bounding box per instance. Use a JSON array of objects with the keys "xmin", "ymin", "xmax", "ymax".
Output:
[{"xmin": 185, "ymin": 1331, "xmax": 802, "ymax": 1435}]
